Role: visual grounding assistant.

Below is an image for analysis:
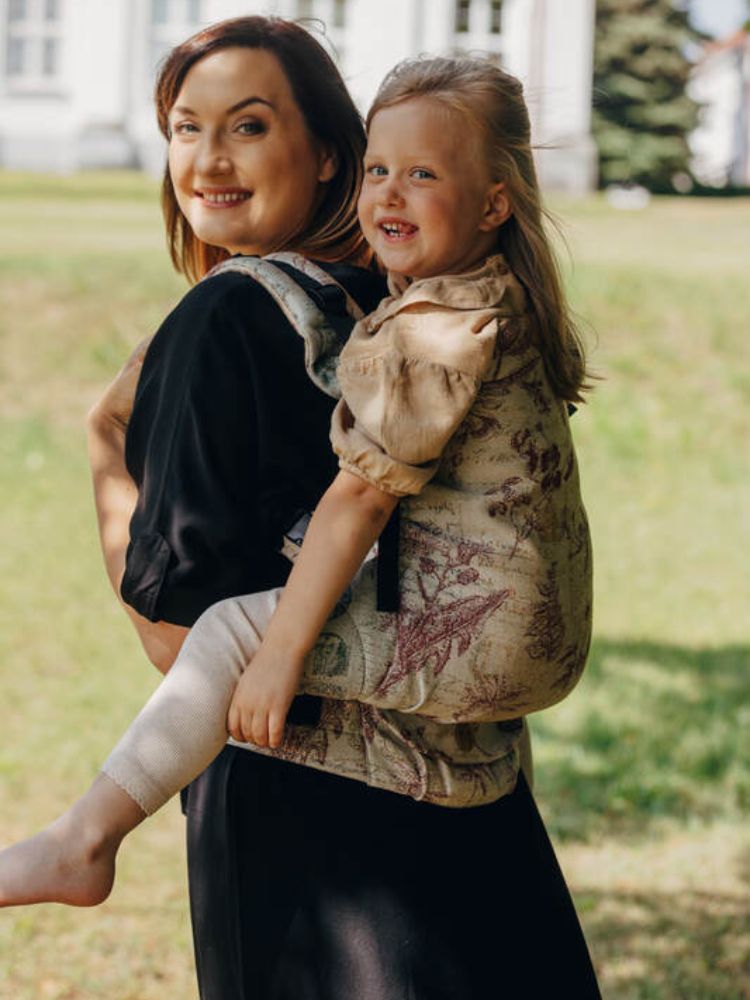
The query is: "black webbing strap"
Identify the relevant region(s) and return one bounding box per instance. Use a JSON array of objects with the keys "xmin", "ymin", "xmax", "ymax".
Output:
[{"xmin": 376, "ymin": 502, "xmax": 401, "ymax": 613}]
